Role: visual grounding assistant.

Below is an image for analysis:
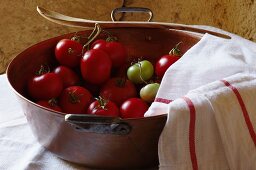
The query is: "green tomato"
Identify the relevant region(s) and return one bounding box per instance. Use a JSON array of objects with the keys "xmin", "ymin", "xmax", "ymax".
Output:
[
  {"xmin": 140, "ymin": 83, "xmax": 160, "ymax": 103},
  {"xmin": 127, "ymin": 60, "xmax": 154, "ymax": 84}
]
